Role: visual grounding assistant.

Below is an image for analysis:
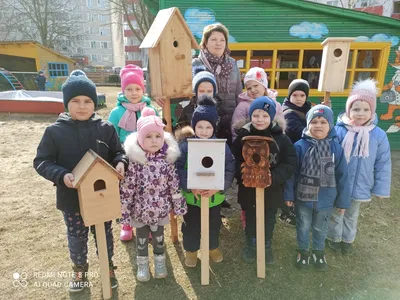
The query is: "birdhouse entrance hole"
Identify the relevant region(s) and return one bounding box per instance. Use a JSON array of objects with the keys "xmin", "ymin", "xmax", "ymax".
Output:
[
  {"xmin": 201, "ymin": 156, "xmax": 213, "ymax": 168},
  {"xmin": 94, "ymin": 179, "xmax": 106, "ymax": 191},
  {"xmin": 173, "ymin": 40, "xmax": 178, "ymax": 48},
  {"xmin": 252, "ymin": 153, "xmax": 261, "ymax": 164},
  {"xmin": 333, "ymin": 48, "xmax": 342, "ymax": 57}
]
